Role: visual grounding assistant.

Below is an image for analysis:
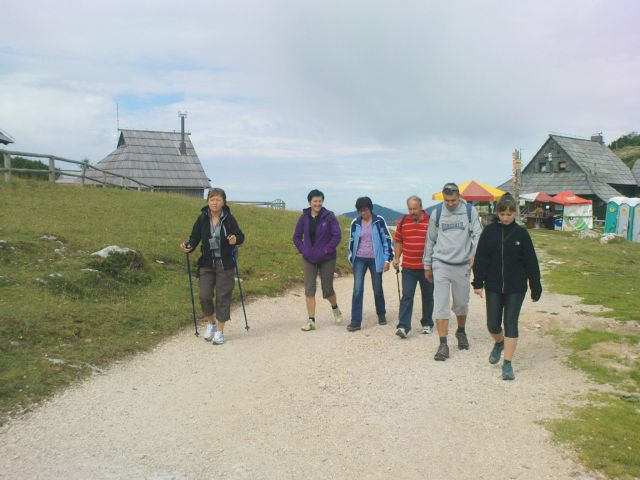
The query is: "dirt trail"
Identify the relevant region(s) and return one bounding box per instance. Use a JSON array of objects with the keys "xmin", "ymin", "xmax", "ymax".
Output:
[{"xmin": 0, "ymin": 271, "xmax": 609, "ymax": 480}]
